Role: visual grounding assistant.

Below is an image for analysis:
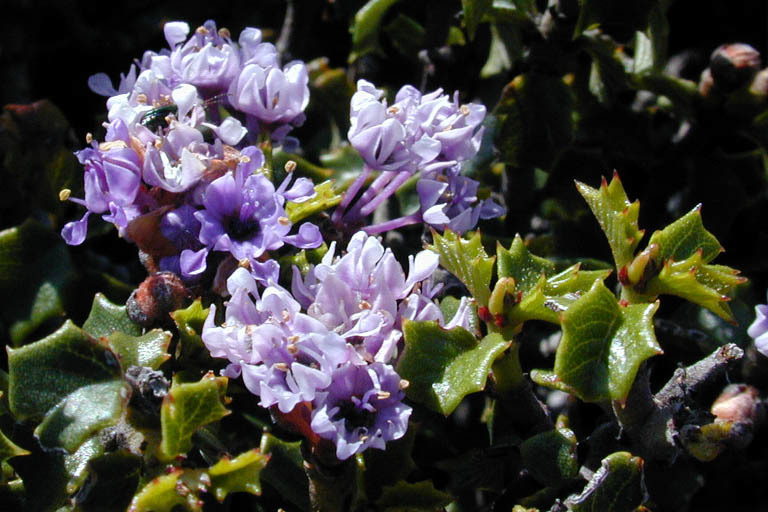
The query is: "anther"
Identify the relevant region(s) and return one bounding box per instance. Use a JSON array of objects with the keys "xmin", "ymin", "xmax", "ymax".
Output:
[
  {"xmin": 218, "ymin": 28, "xmax": 231, "ymax": 39},
  {"xmin": 387, "ymin": 106, "xmax": 399, "ymax": 115},
  {"xmin": 284, "ymin": 160, "xmax": 297, "ymax": 173},
  {"xmin": 196, "ymin": 26, "xmax": 209, "ymax": 35},
  {"xmin": 377, "ymin": 391, "xmax": 391, "ymax": 399},
  {"xmin": 59, "ymin": 189, "xmax": 71, "ymax": 201},
  {"xmin": 278, "ymin": 216, "xmax": 291, "ymax": 226},
  {"xmin": 238, "ymin": 258, "xmax": 251, "ymax": 269},
  {"xmin": 85, "ymin": 132, "xmax": 93, "ymax": 144},
  {"xmin": 460, "ymin": 105, "xmax": 470, "ymax": 115},
  {"xmin": 136, "ymin": 93, "xmax": 148, "ymax": 104}
]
